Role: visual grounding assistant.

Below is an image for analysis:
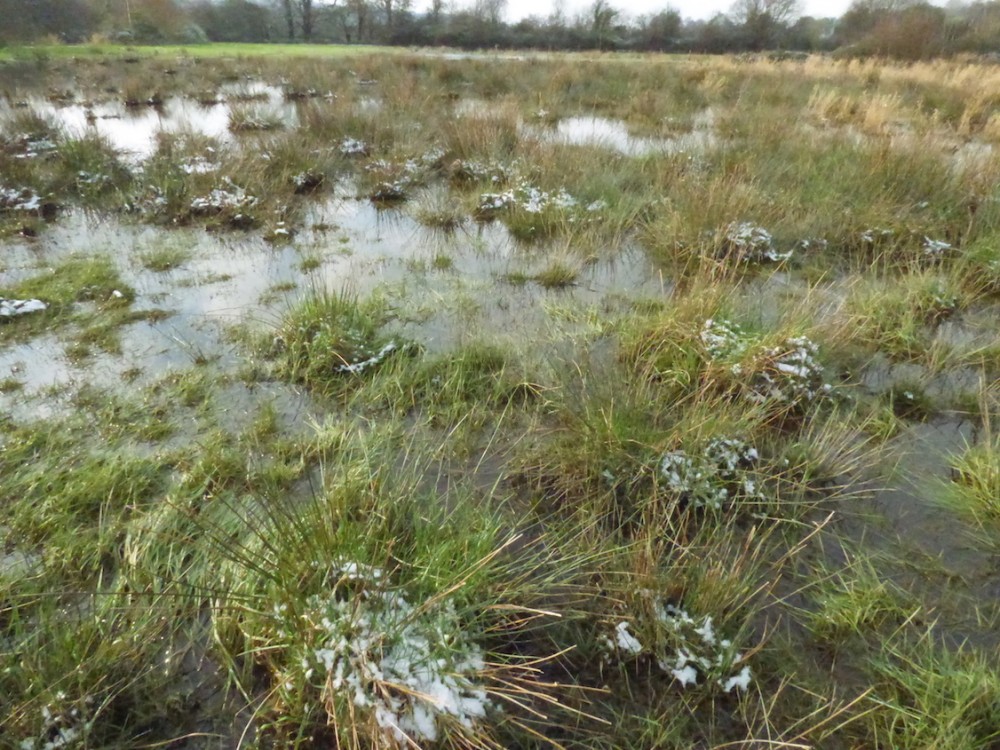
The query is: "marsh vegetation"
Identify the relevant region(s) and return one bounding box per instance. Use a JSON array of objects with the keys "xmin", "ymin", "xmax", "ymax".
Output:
[{"xmin": 4, "ymin": 48, "xmax": 1000, "ymax": 748}]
